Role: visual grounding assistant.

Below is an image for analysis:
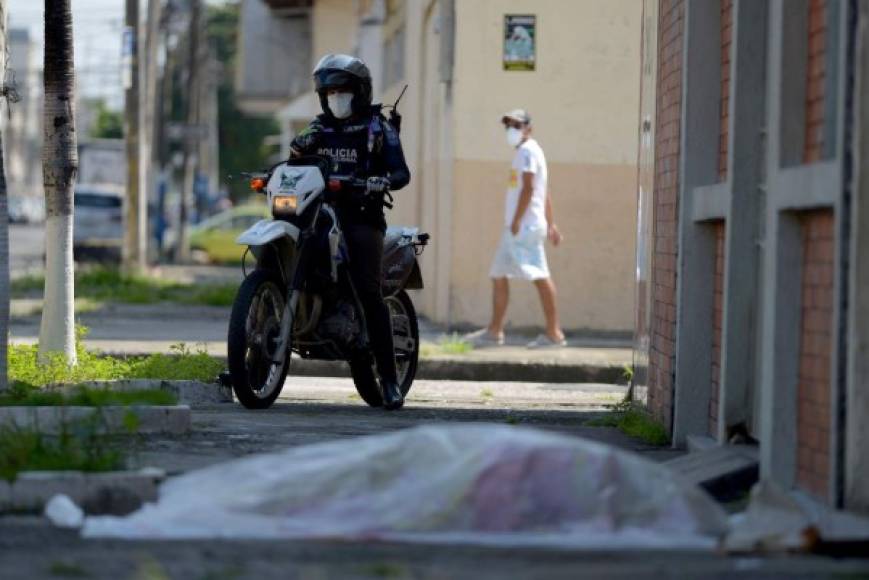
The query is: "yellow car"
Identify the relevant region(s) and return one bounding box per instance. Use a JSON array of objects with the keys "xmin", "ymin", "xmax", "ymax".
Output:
[{"xmin": 189, "ymin": 205, "xmax": 269, "ymax": 264}]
